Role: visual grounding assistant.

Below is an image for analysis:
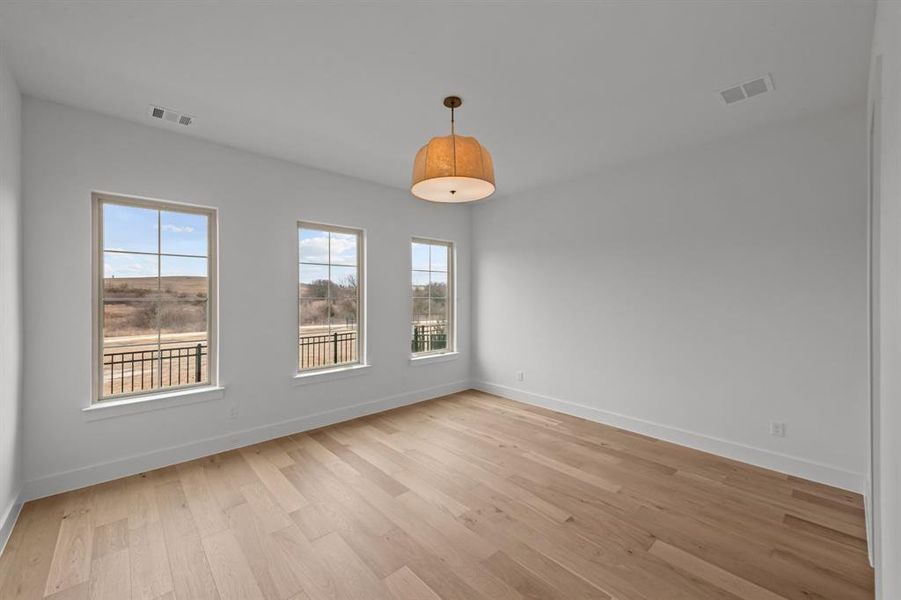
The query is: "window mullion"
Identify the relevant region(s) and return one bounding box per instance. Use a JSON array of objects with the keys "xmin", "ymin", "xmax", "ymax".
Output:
[
  {"xmin": 97, "ymin": 195, "xmax": 215, "ymax": 400},
  {"xmin": 411, "ymin": 240, "xmax": 453, "ymax": 356},
  {"xmin": 327, "ymin": 232, "xmax": 332, "ymax": 336},
  {"xmin": 156, "ymin": 209, "xmax": 162, "ymax": 390},
  {"xmin": 297, "ymin": 224, "xmax": 361, "ymax": 371}
]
